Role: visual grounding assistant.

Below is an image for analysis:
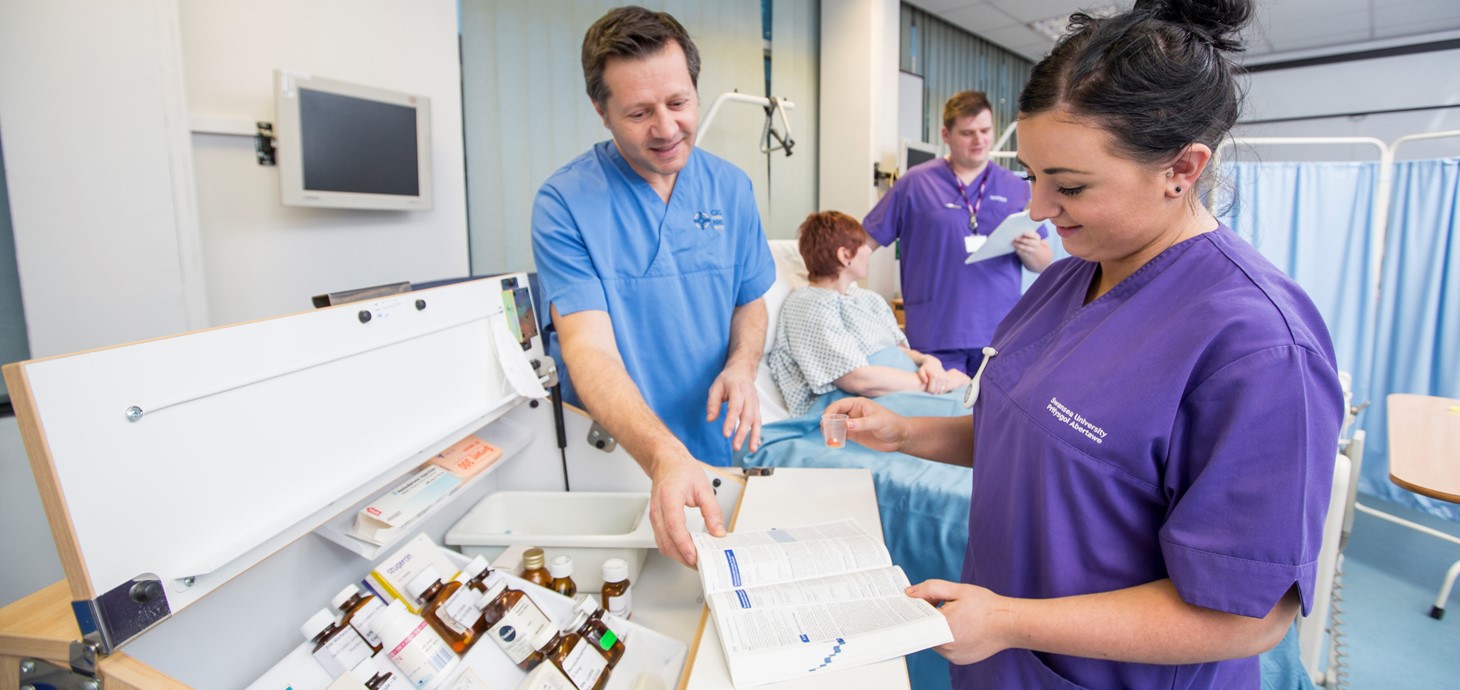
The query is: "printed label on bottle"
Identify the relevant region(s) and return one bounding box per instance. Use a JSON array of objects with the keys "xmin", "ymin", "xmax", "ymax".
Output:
[
  {"xmin": 604, "ymin": 590, "xmax": 632, "ymax": 619},
  {"xmin": 561, "ymin": 637, "xmax": 608, "ymax": 689},
  {"xmin": 313, "ymin": 628, "xmax": 372, "ymax": 677},
  {"xmin": 488, "ymin": 596, "xmax": 553, "ymax": 663},
  {"xmin": 388, "ymin": 619, "xmax": 457, "ymax": 688},
  {"xmin": 440, "ymin": 586, "xmax": 485, "ymax": 633},
  {"xmin": 351, "ymin": 597, "xmax": 387, "ymax": 647}
]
